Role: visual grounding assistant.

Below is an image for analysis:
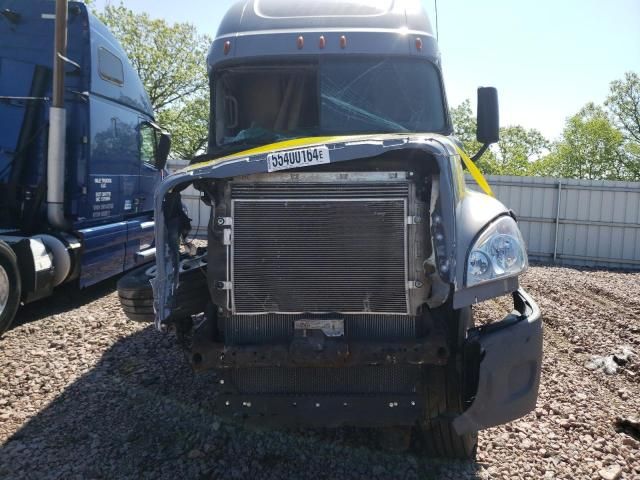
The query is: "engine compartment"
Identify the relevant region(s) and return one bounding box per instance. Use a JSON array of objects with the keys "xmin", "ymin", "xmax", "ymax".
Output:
[{"xmin": 192, "ymin": 151, "xmax": 454, "ymax": 348}]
